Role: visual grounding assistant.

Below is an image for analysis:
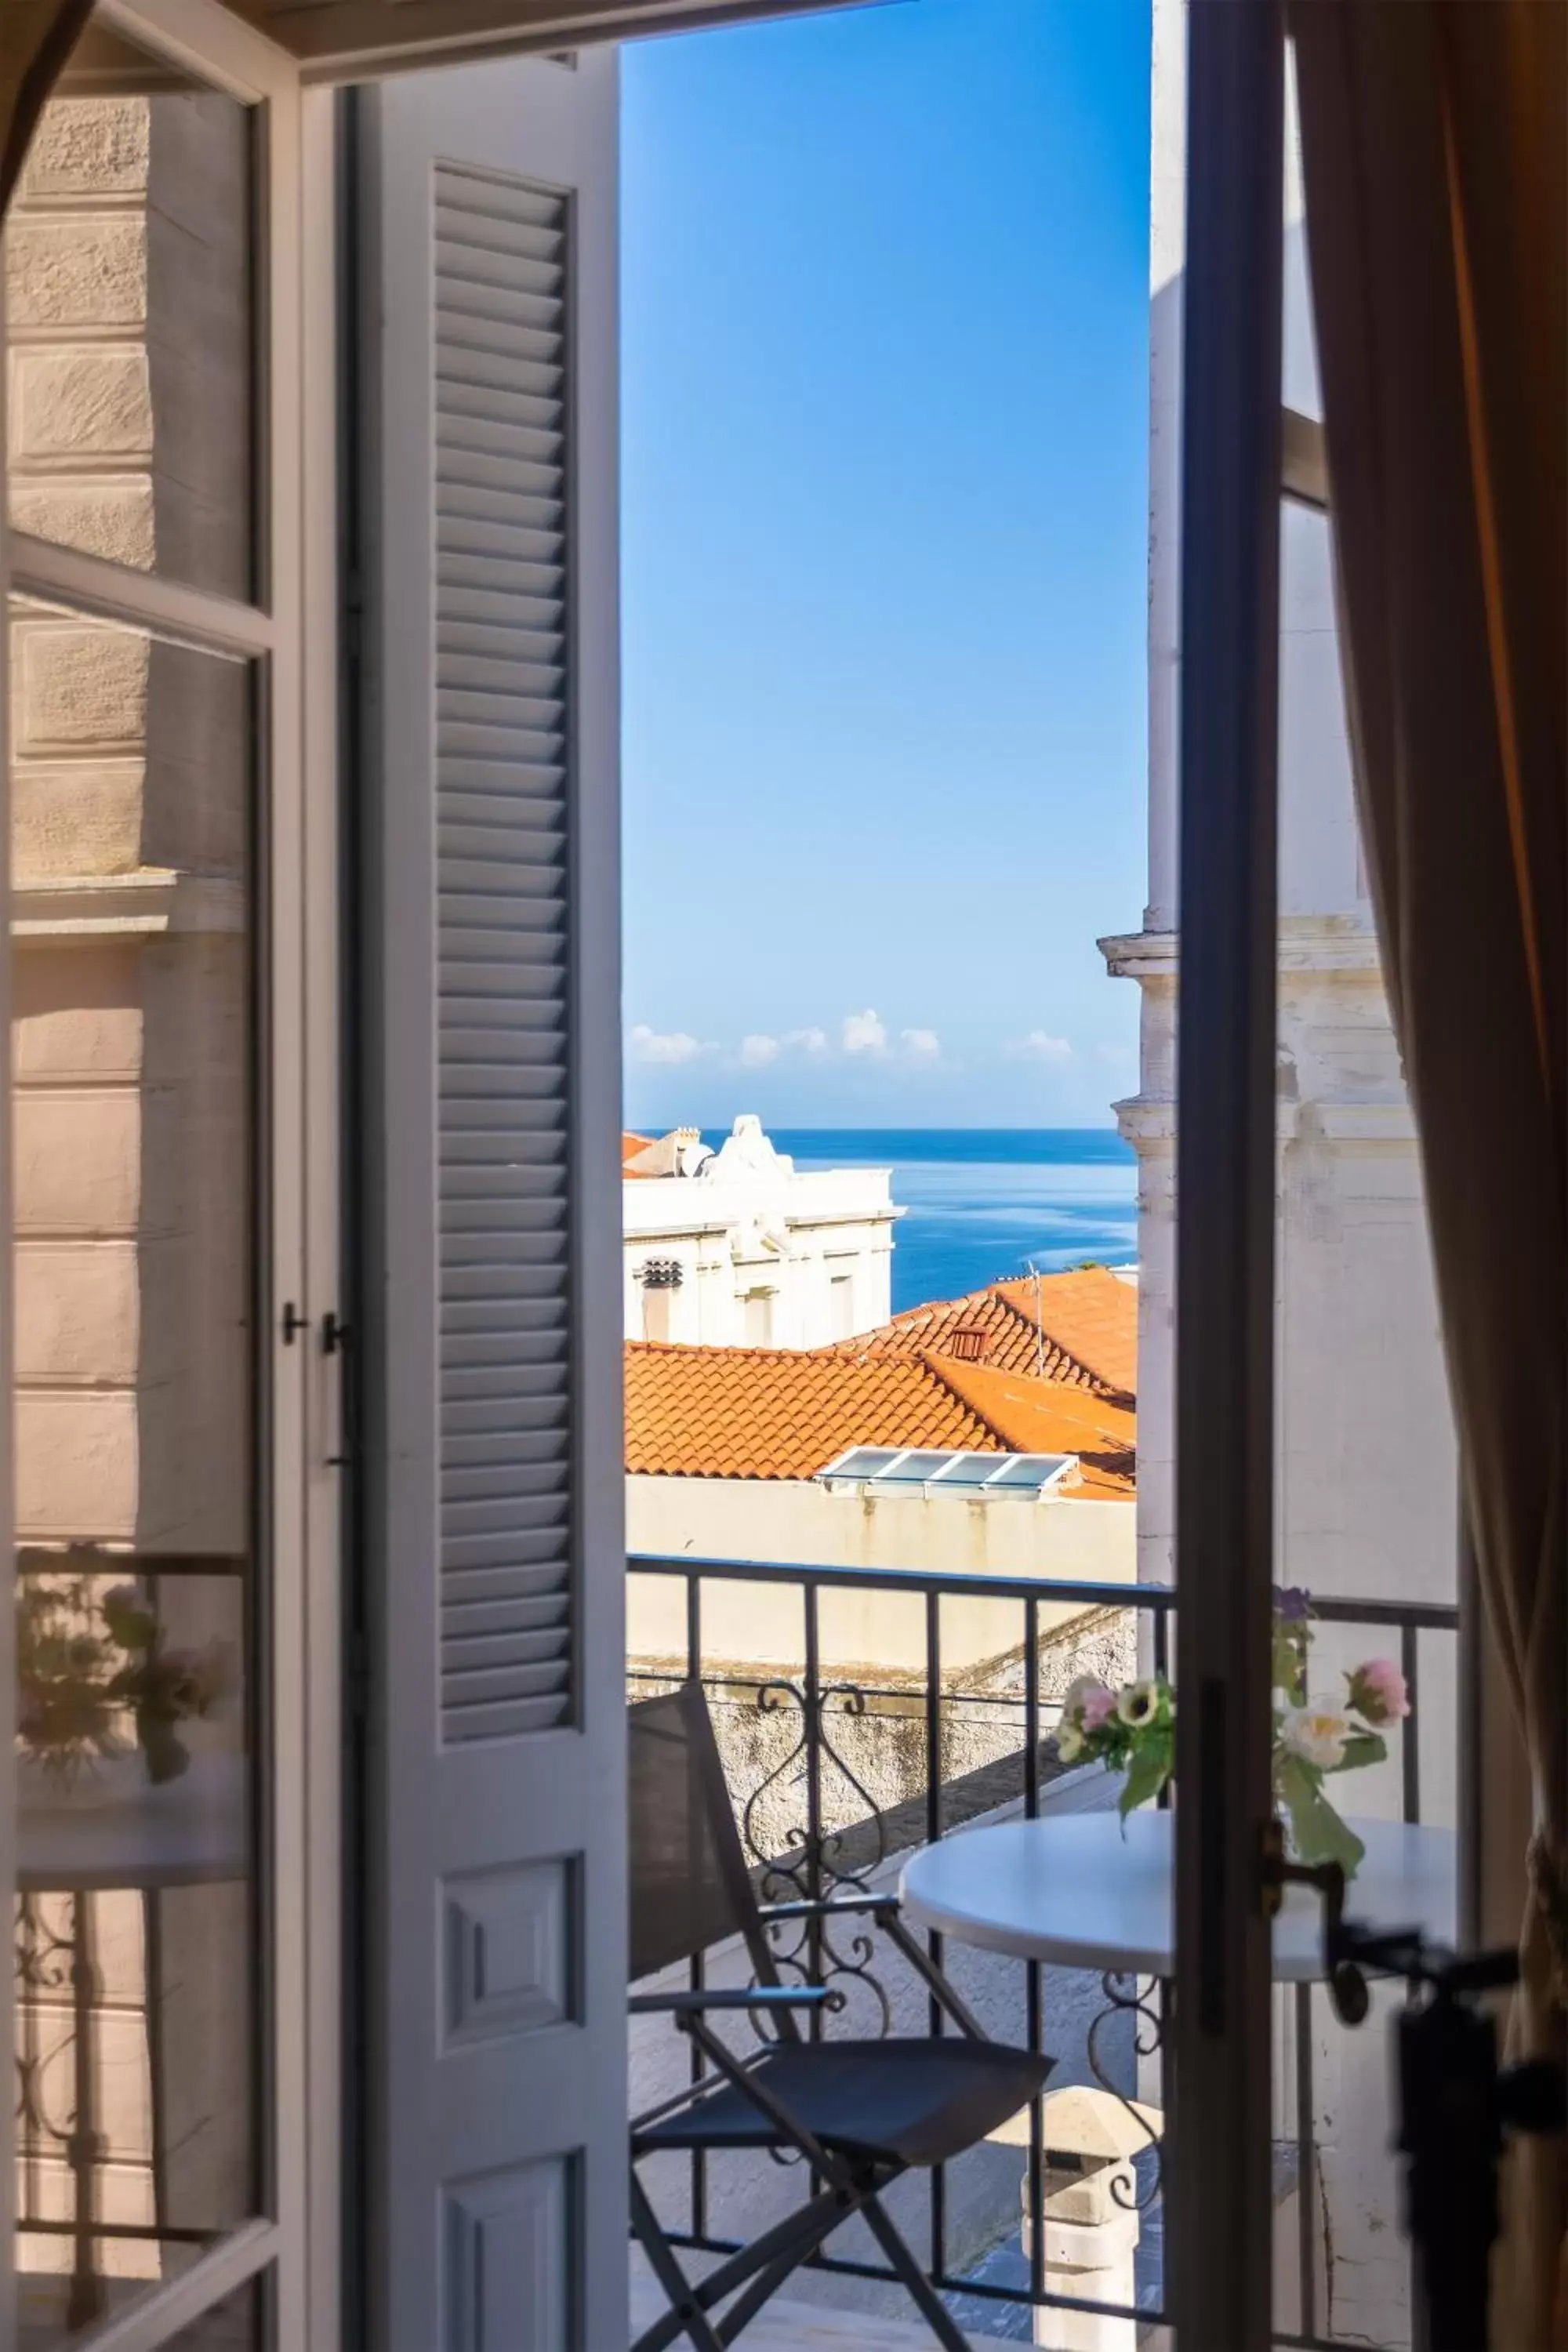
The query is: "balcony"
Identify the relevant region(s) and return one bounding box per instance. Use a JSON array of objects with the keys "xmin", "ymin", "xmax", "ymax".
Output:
[{"xmin": 628, "ymin": 1555, "xmax": 1458, "ymax": 2350}]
